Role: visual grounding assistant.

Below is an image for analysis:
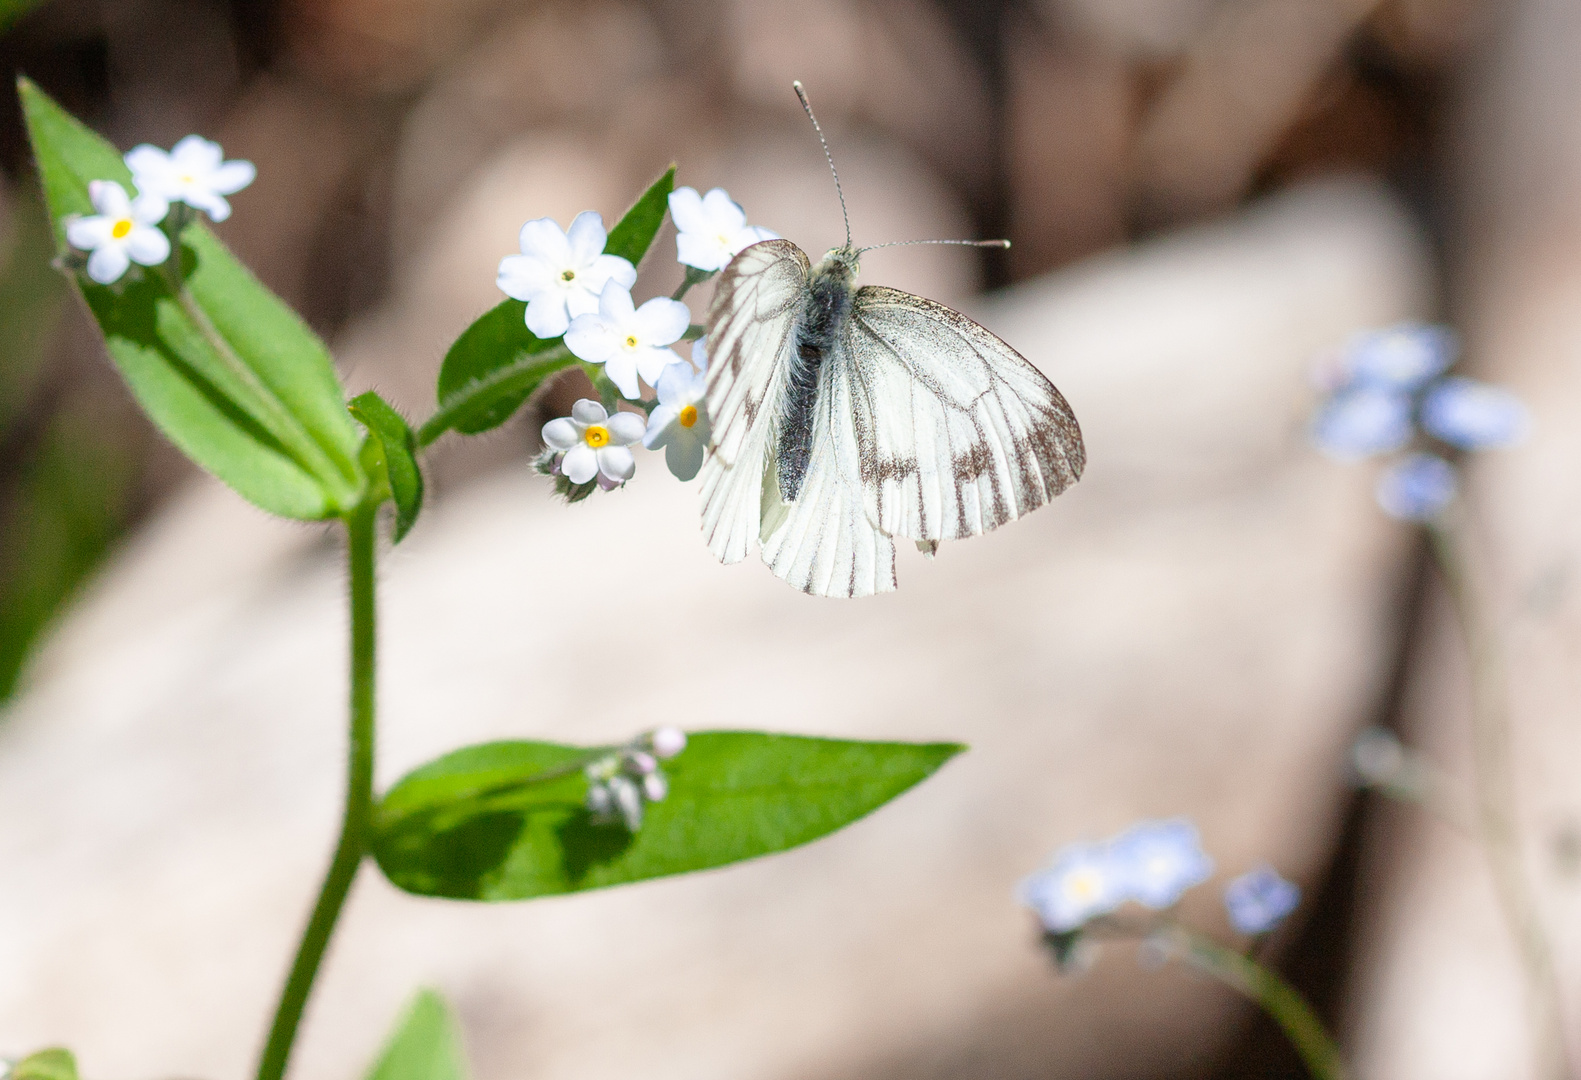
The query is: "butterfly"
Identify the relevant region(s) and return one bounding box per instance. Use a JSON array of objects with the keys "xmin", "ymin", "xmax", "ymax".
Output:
[{"xmin": 698, "ymin": 83, "xmax": 1085, "ymax": 598}]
